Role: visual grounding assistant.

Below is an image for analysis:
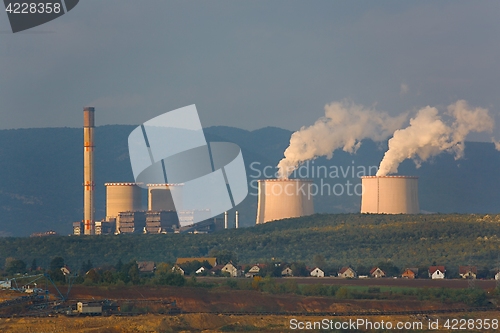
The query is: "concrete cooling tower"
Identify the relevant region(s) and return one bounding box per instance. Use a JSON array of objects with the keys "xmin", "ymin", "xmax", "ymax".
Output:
[
  {"xmin": 256, "ymin": 179, "xmax": 314, "ymax": 224},
  {"xmin": 105, "ymin": 183, "xmax": 142, "ymax": 220},
  {"xmin": 147, "ymin": 184, "xmax": 183, "ymax": 211},
  {"xmin": 361, "ymin": 176, "xmax": 419, "ymax": 214}
]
